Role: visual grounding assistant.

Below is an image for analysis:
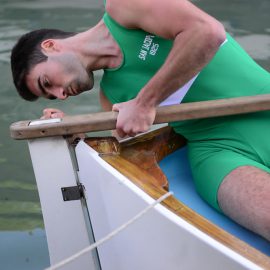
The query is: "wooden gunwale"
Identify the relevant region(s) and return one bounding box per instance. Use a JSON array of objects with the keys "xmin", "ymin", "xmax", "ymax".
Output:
[
  {"xmin": 10, "ymin": 94, "xmax": 270, "ymax": 140},
  {"xmin": 85, "ymin": 127, "xmax": 270, "ymax": 269}
]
